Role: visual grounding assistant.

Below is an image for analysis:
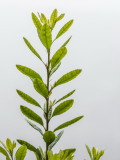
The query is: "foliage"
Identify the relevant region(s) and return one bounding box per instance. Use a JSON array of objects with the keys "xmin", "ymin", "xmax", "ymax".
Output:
[
  {"xmin": 16, "ymin": 8, "xmax": 83, "ymax": 160},
  {"xmin": 0, "ymin": 139, "xmax": 27, "ymax": 160},
  {"xmin": 0, "ymin": 8, "xmax": 106, "ymax": 160},
  {"xmin": 47, "ymin": 149, "xmax": 75, "ymax": 160},
  {"xmin": 85, "ymin": 145, "xmax": 104, "ymax": 160}
]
